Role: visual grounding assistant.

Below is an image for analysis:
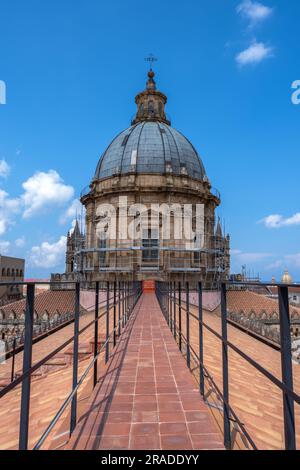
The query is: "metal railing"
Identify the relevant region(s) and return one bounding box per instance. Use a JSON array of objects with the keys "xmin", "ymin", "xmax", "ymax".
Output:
[
  {"xmin": 1, "ymin": 312, "xmax": 81, "ymax": 383},
  {"xmin": 0, "ymin": 280, "xmax": 142, "ymax": 450},
  {"xmin": 155, "ymin": 281, "xmax": 300, "ymax": 451}
]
